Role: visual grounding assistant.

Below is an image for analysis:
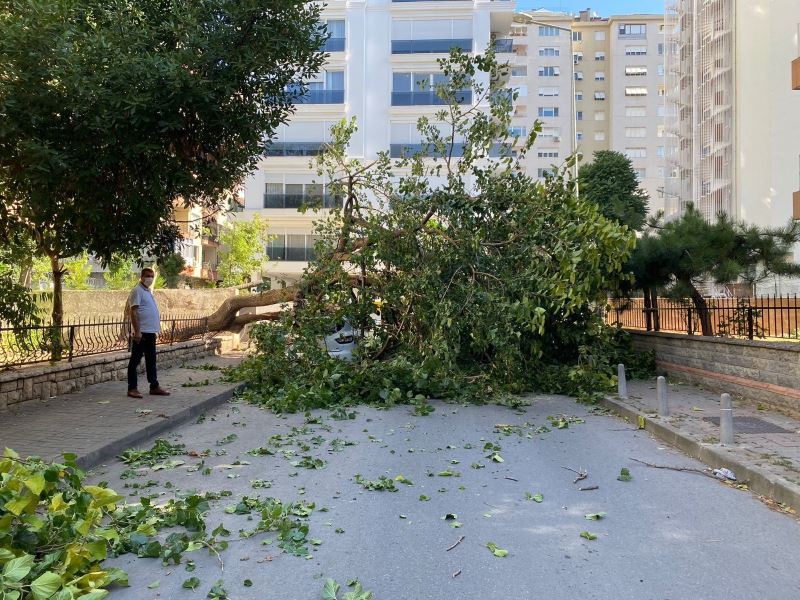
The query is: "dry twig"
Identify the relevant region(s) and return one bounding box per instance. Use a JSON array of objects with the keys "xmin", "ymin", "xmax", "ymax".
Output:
[
  {"xmin": 578, "ymin": 485, "xmax": 599, "ymax": 491},
  {"xmin": 446, "ymin": 536, "xmax": 465, "ymax": 552},
  {"xmin": 629, "ymin": 457, "xmax": 713, "ymax": 478},
  {"xmin": 561, "ymin": 465, "xmax": 588, "ymax": 483},
  {"xmin": 452, "ymin": 570, "xmax": 462, "ymax": 578}
]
